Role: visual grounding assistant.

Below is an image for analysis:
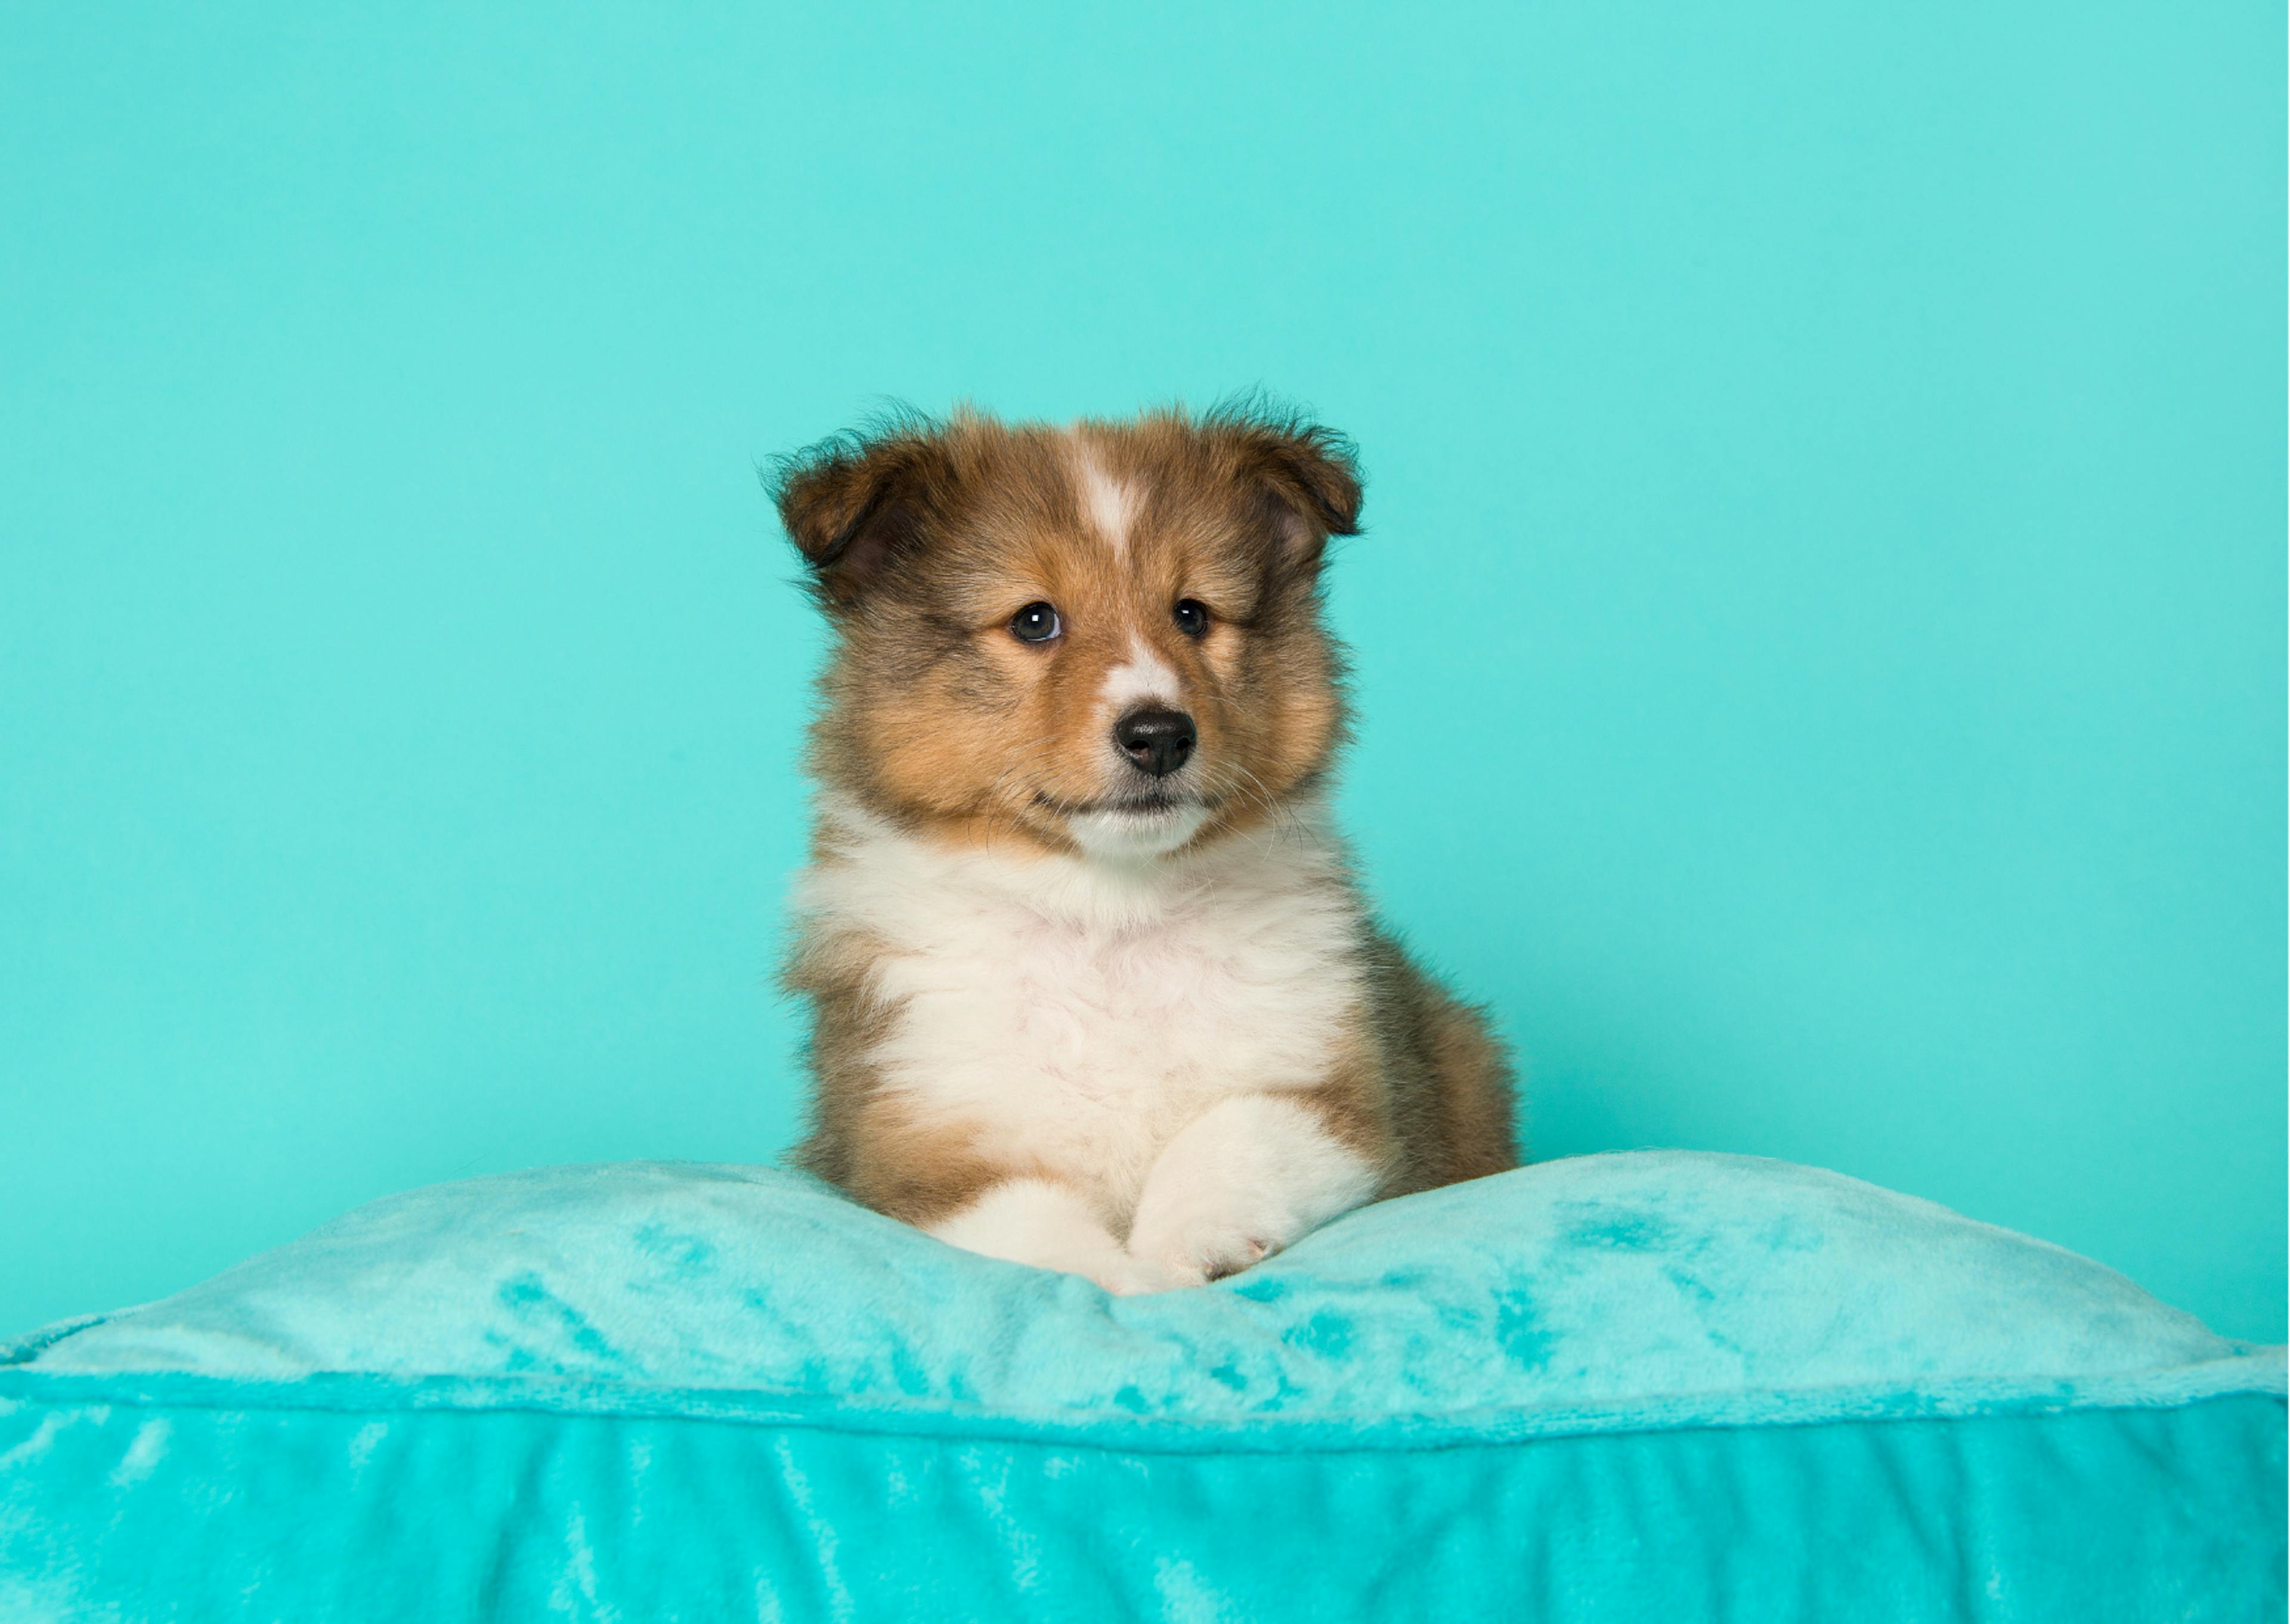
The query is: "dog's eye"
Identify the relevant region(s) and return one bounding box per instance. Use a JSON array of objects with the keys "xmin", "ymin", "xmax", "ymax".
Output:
[
  {"xmin": 1172, "ymin": 599, "xmax": 1209, "ymax": 639},
  {"xmin": 1009, "ymin": 602, "xmax": 1063, "ymax": 644}
]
